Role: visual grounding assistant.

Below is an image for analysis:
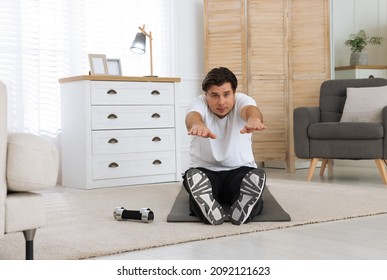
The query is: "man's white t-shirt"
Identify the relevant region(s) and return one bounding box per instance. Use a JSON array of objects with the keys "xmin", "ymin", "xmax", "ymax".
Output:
[{"xmin": 187, "ymin": 93, "xmax": 257, "ymax": 171}]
